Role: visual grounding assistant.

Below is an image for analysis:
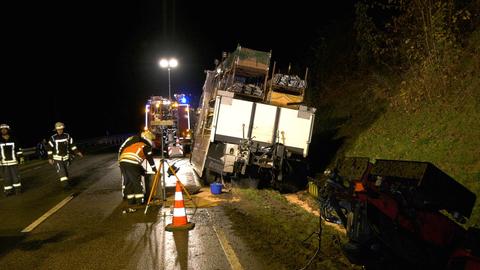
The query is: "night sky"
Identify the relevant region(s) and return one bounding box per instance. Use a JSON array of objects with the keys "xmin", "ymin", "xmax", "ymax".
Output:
[{"xmin": 2, "ymin": 0, "xmax": 354, "ymax": 146}]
